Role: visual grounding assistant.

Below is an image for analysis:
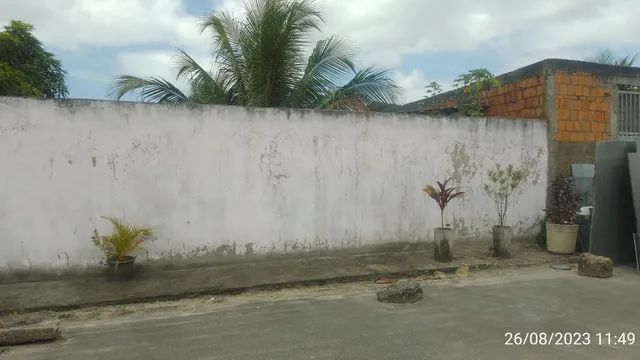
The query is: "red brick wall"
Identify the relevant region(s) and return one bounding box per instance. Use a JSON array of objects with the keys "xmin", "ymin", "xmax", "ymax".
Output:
[
  {"xmin": 554, "ymin": 71, "xmax": 610, "ymax": 143},
  {"xmin": 422, "ymin": 69, "xmax": 612, "ymax": 177},
  {"xmin": 482, "ymin": 75, "xmax": 544, "ymax": 118}
]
